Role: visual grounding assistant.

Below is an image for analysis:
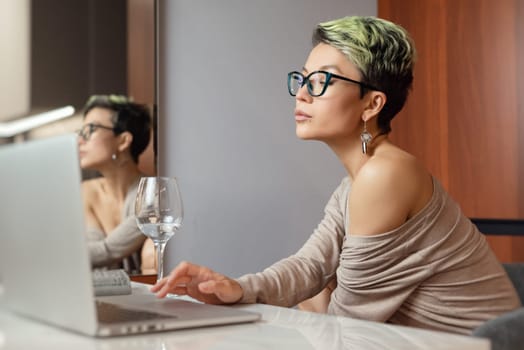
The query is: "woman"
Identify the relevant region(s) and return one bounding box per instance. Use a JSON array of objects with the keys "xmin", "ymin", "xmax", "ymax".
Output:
[
  {"xmin": 151, "ymin": 16, "xmax": 521, "ymax": 334},
  {"xmin": 78, "ymin": 95, "xmax": 152, "ymax": 274}
]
